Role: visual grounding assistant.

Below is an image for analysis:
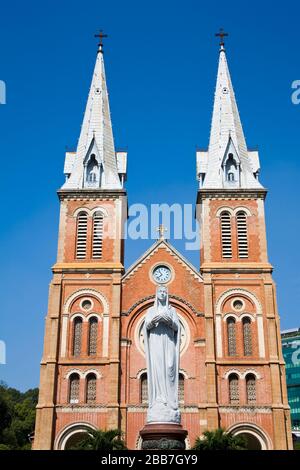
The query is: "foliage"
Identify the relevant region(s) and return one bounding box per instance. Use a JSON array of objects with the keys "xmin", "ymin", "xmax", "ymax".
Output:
[
  {"xmin": 71, "ymin": 428, "xmax": 127, "ymax": 451},
  {"xmin": 0, "ymin": 382, "xmax": 38, "ymax": 450},
  {"xmin": 192, "ymin": 428, "xmax": 247, "ymax": 451}
]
